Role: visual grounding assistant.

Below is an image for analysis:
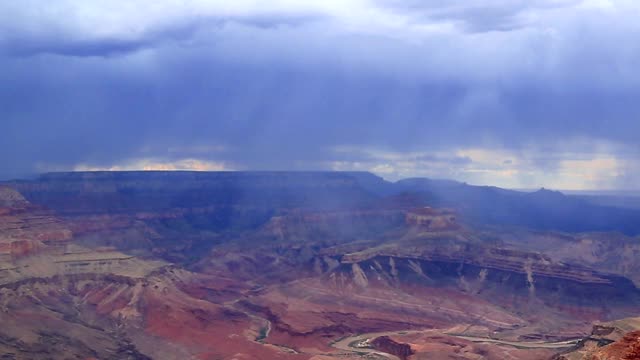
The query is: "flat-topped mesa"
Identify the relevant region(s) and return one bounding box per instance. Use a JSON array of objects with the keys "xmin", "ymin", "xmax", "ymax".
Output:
[
  {"xmin": 405, "ymin": 207, "xmax": 458, "ymax": 230},
  {"xmin": 6, "ymin": 171, "xmax": 389, "ymax": 214}
]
